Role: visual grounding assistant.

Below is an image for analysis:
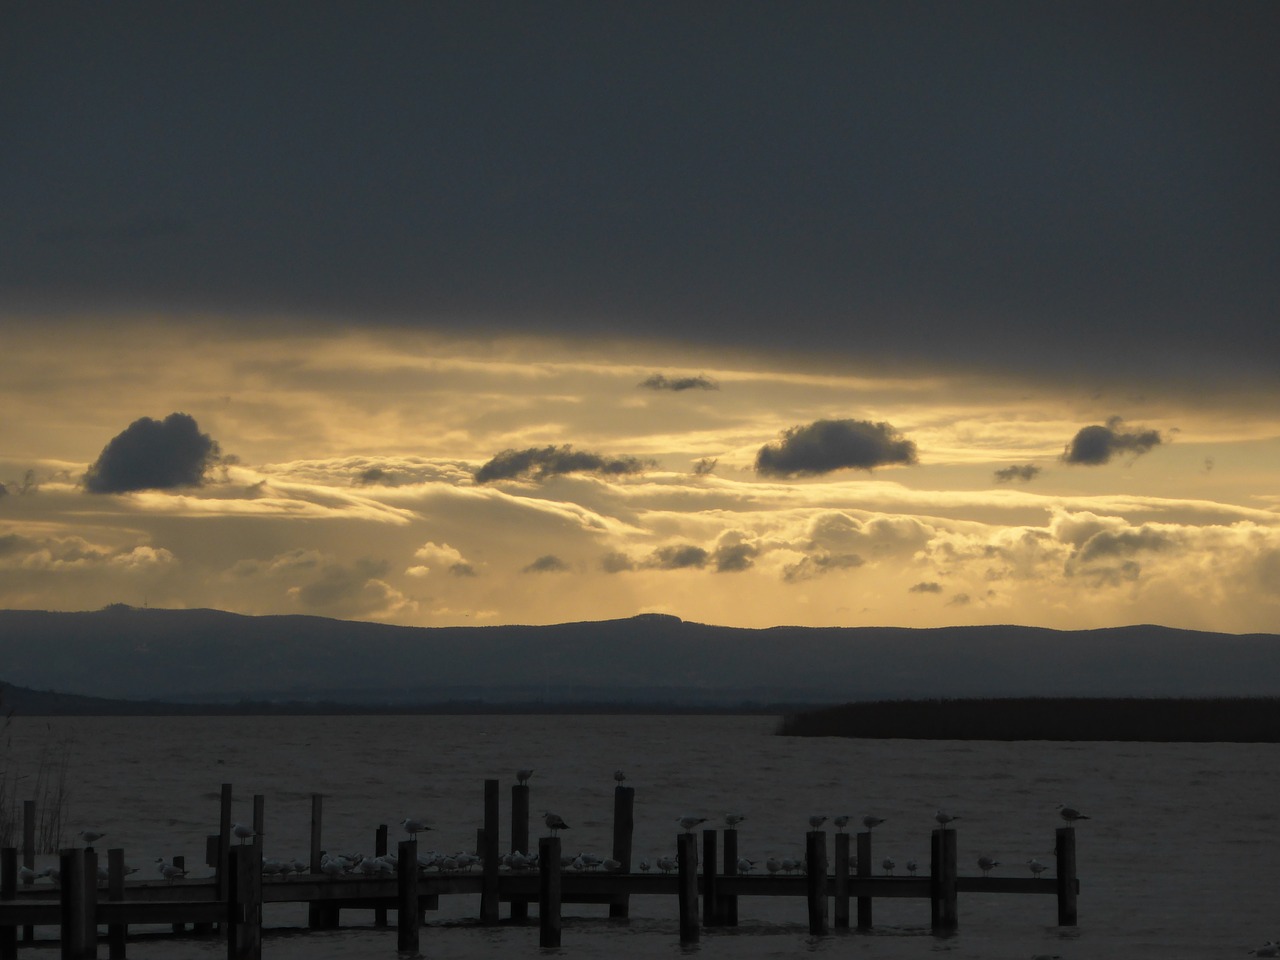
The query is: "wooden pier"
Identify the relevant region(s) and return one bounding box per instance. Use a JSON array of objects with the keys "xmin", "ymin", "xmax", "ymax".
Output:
[{"xmin": 0, "ymin": 779, "xmax": 1080, "ymax": 958}]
